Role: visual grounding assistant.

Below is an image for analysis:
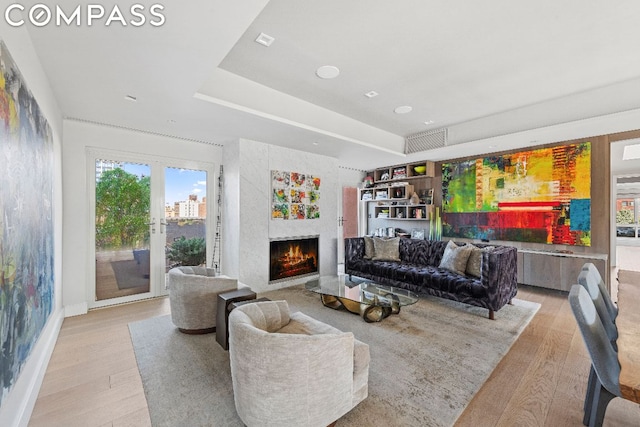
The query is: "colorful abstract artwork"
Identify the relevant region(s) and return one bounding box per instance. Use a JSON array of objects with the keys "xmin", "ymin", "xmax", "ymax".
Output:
[
  {"xmin": 442, "ymin": 142, "xmax": 591, "ymax": 246},
  {"xmin": 0, "ymin": 42, "xmax": 55, "ymax": 405},
  {"xmin": 271, "ymin": 170, "xmax": 320, "ymax": 220}
]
